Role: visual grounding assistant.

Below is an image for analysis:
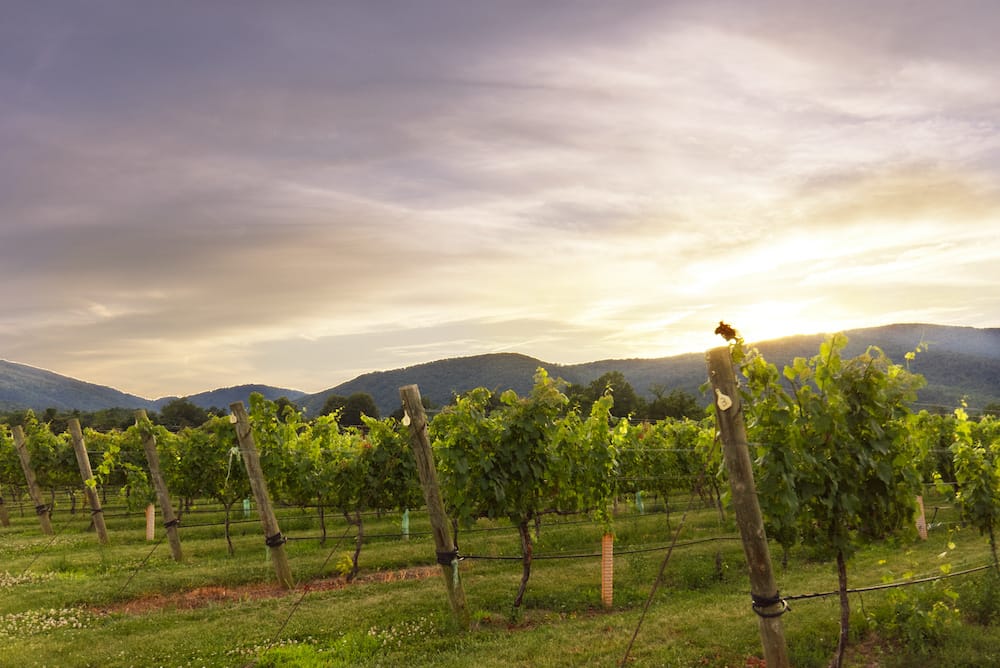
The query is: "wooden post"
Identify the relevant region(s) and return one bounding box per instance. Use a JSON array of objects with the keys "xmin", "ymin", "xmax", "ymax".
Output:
[
  {"xmin": 229, "ymin": 402, "xmax": 294, "ymax": 589},
  {"xmin": 0, "ymin": 484, "xmax": 10, "ymax": 527},
  {"xmin": 135, "ymin": 410, "xmax": 184, "ymax": 562},
  {"xmin": 67, "ymin": 419, "xmax": 109, "ymax": 544},
  {"xmin": 145, "ymin": 503, "xmax": 156, "ymax": 541},
  {"xmin": 399, "ymin": 384, "xmax": 470, "ymax": 629},
  {"xmin": 707, "ymin": 347, "xmax": 790, "ymax": 668},
  {"xmin": 915, "ymin": 495, "xmax": 928, "ymax": 540},
  {"xmin": 11, "ymin": 426, "xmax": 54, "ymax": 535}
]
